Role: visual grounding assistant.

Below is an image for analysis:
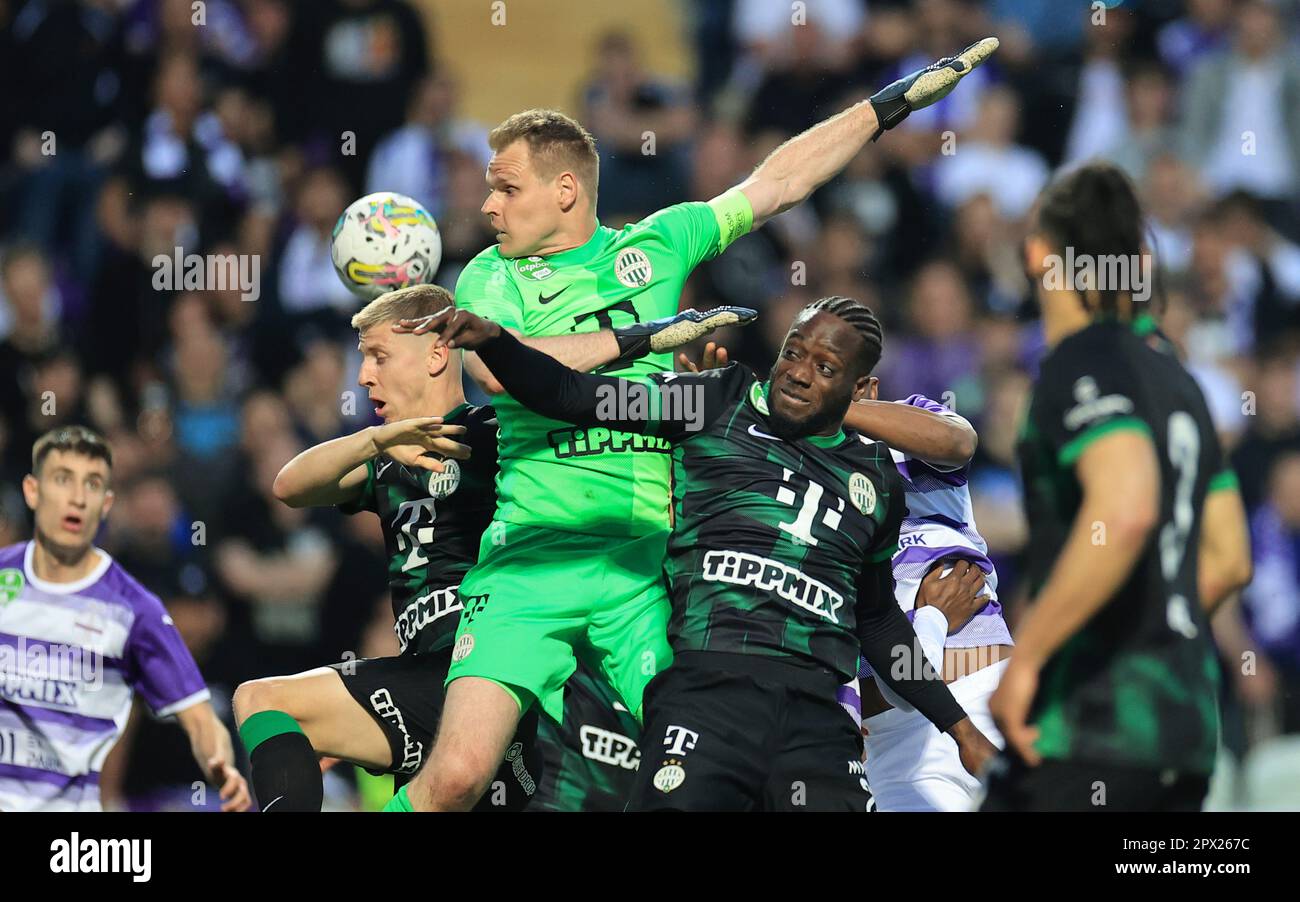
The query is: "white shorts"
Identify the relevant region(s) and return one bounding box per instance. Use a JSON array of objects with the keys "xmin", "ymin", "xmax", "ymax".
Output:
[{"xmin": 863, "ymin": 657, "xmax": 1009, "ymax": 812}]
